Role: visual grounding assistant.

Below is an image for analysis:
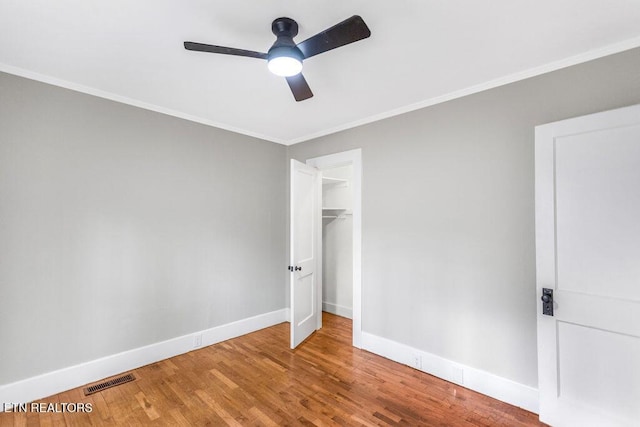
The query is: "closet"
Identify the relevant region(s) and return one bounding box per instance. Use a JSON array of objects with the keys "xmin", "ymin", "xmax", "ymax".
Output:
[{"xmin": 321, "ymin": 165, "xmax": 353, "ymax": 319}]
